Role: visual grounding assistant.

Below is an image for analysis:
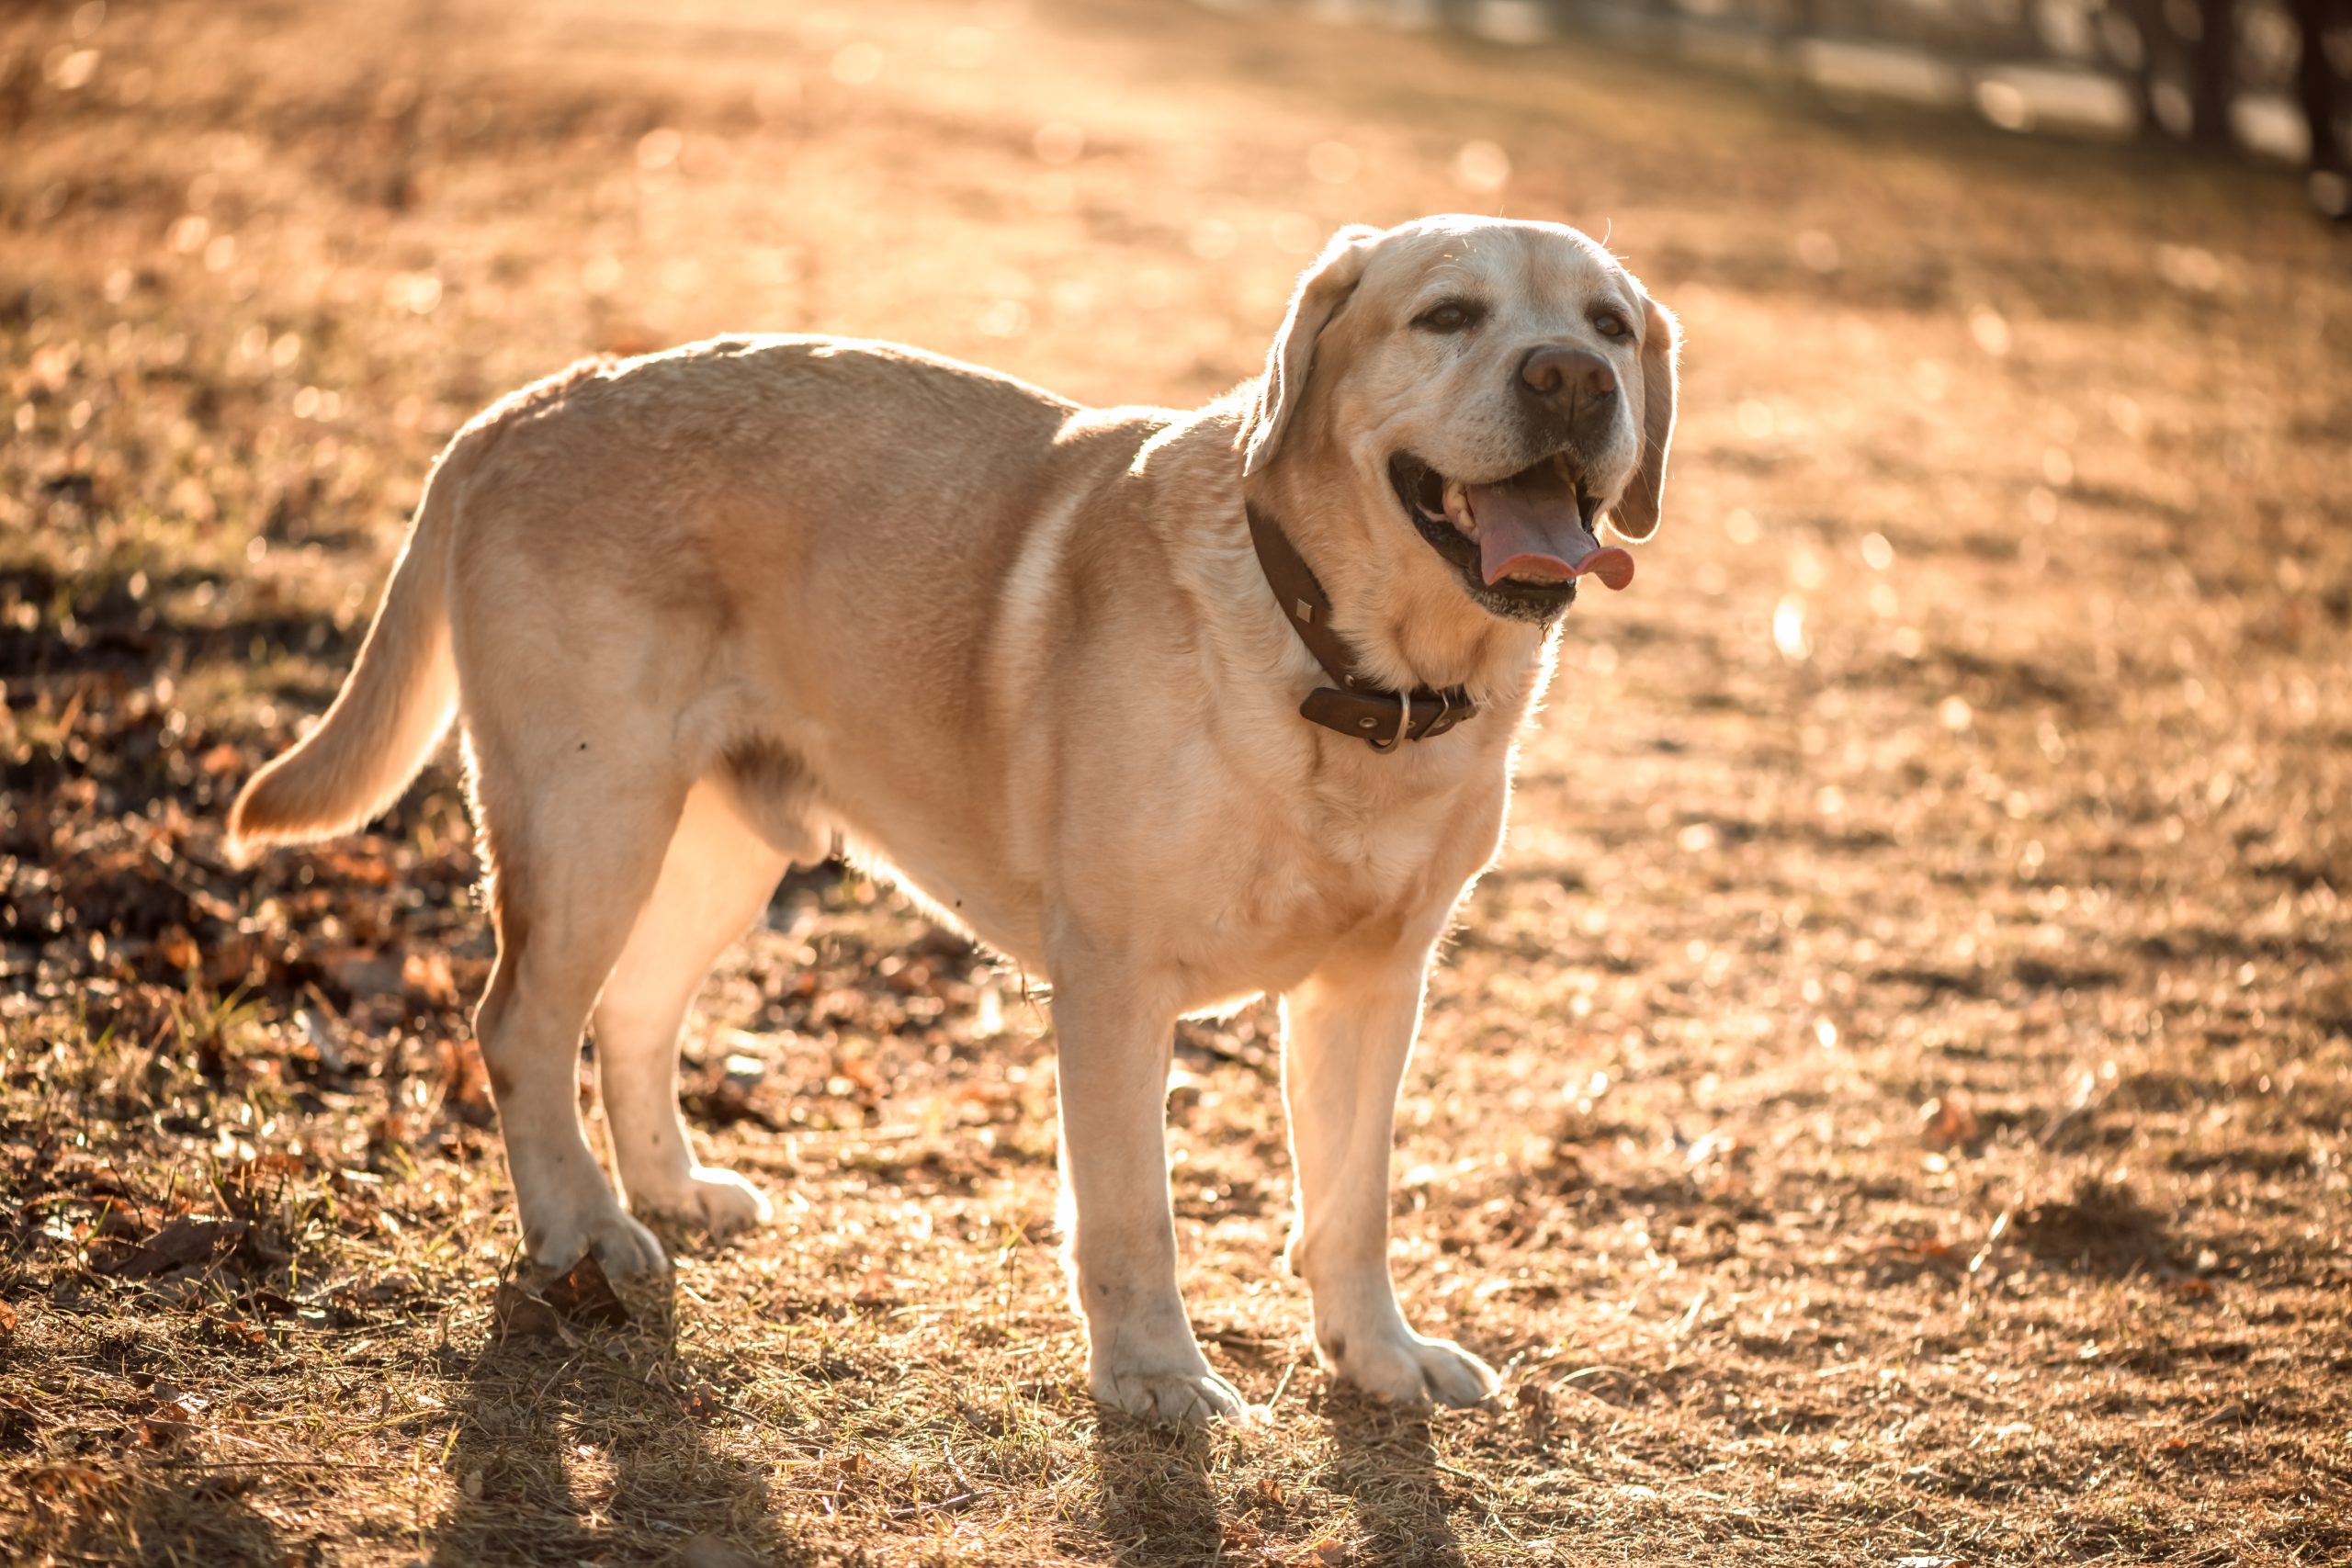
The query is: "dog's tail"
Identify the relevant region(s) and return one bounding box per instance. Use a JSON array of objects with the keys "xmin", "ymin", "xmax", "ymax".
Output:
[{"xmin": 228, "ymin": 425, "xmax": 486, "ymax": 860}]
